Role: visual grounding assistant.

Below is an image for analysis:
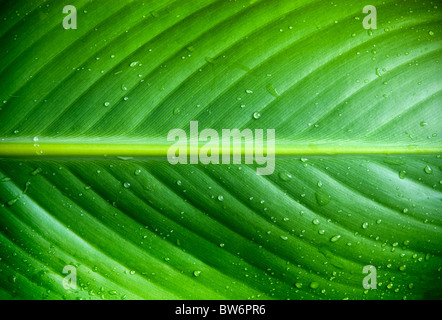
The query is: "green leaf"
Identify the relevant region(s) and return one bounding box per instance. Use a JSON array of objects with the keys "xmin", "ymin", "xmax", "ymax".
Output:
[{"xmin": 0, "ymin": 0, "xmax": 441, "ymax": 300}]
